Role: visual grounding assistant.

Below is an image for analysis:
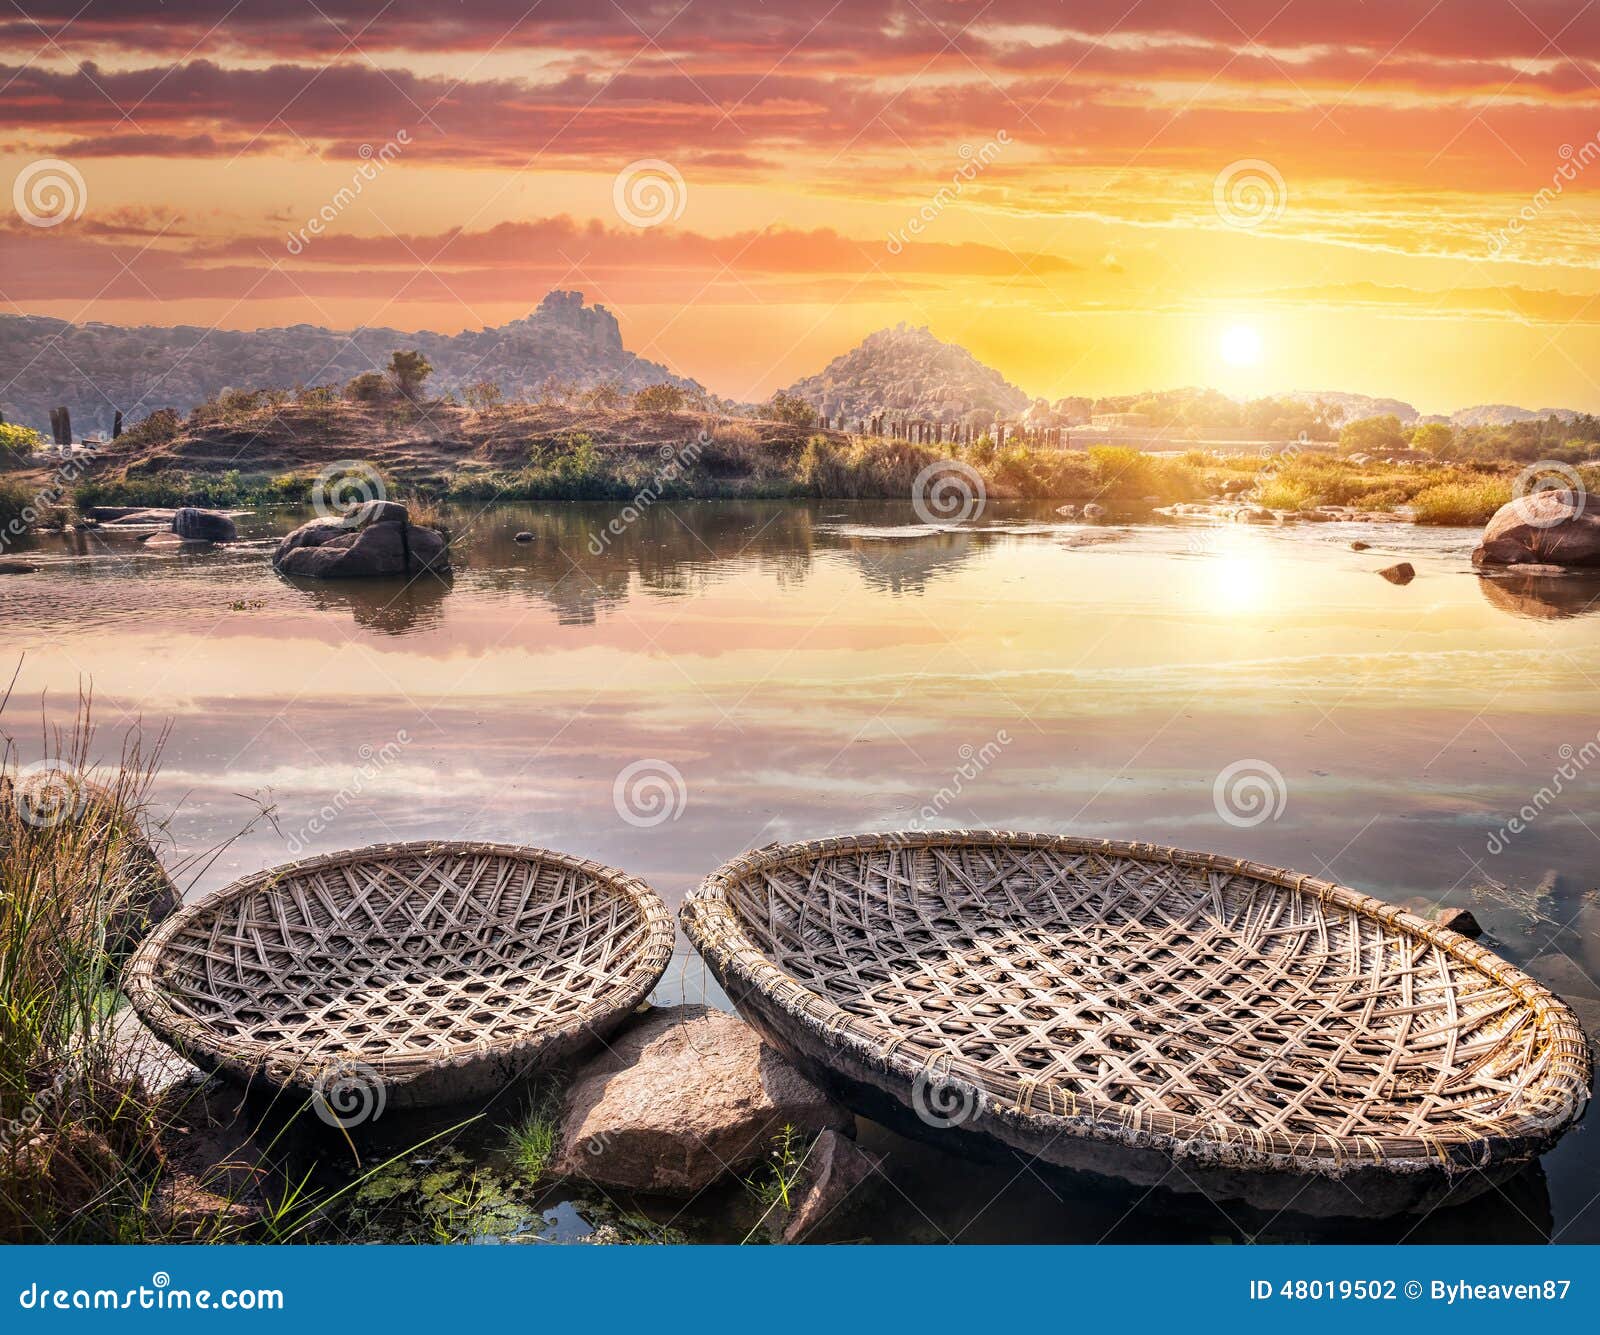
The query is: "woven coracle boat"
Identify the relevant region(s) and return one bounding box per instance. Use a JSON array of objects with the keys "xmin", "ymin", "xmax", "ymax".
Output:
[
  {"xmin": 682, "ymin": 831, "xmax": 1593, "ymax": 1216},
  {"xmin": 127, "ymin": 841, "xmax": 674, "ymax": 1108}
]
